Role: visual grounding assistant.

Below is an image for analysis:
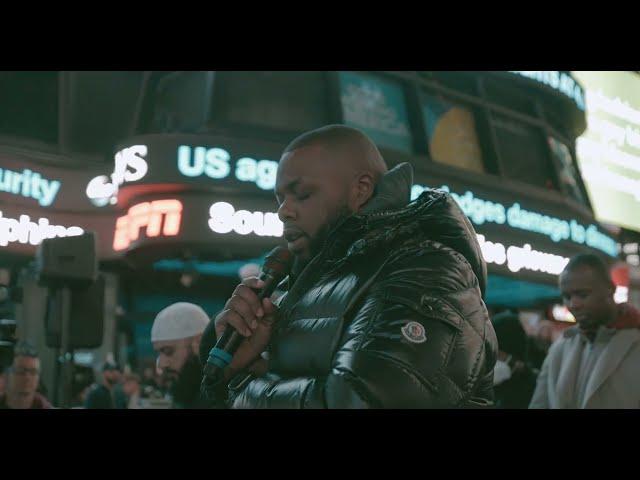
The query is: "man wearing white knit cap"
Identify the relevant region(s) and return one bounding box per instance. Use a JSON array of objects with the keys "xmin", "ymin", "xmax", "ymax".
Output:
[{"xmin": 152, "ymin": 302, "xmax": 210, "ymax": 408}]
